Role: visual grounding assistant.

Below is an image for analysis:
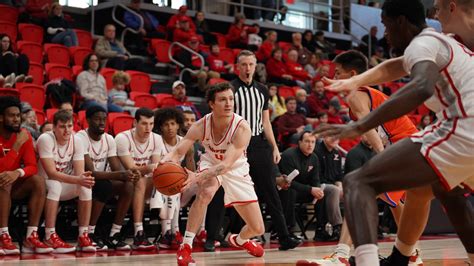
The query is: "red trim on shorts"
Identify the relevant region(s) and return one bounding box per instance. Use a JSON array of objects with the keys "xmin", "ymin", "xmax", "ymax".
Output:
[
  {"xmin": 411, "ymin": 120, "xmax": 442, "ymax": 139},
  {"xmin": 423, "ymin": 153, "xmax": 451, "ymax": 191},
  {"xmin": 443, "ymin": 69, "xmax": 468, "ymax": 118},
  {"xmin": 224, "ymin": 199, "xmax": 258, "ymax": 208}
]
